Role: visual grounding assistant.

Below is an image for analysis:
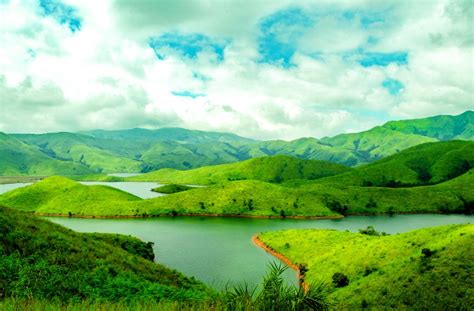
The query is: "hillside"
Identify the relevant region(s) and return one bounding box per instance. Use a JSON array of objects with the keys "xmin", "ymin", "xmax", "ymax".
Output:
[
  {"xmin": 0, "ymin": 206, "xmax": 209, "ymax": 303},
  {"xmin": 3, "ymin": 168, "xmax": 471, "ymax": 218},
  {"xmin": 382, "ymin": 110, "xmax": 473, "ymax": 140},
  {"xmin": 319, "ymin": 110, "xmax": 473, "ymax": 163},
  {"xmin": 0, "ymin": 176, "xmax": 140, "ymax": 216},
  {"xmin": 313, "ymin": 140, "xmax": 474, "ymax": 187},
  {"xmin": 258, "ymin": 224, "xmax": 474, "ymax": 309},
  {"xmin": 0, "ymin": 132, "xmax": 93, "ymax": 176},
  {"xmin": 128, "ymin": 155, "xmax": 351, "ymax": 185},
  {"xmin": 13, "ymin": 132, "xmax": 144, "ymax": 173},
  {"xmin": 139, "ymin": 169, "xmax": 473, "ymax": 217}
]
